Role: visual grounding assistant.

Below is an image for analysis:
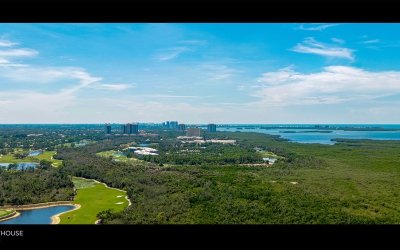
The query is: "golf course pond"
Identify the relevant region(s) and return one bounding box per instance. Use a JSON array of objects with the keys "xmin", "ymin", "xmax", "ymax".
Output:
[
  {"xmin": 0, "ymin": 205, "xmax": 75, "ymax": 224},
  {"xmin": 0, "ymin": 162, "xmax": 39, "ymax": 170},
  {"xmin": 28, "ymin": 150, "xmax": 43, "ymax": 156}
]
